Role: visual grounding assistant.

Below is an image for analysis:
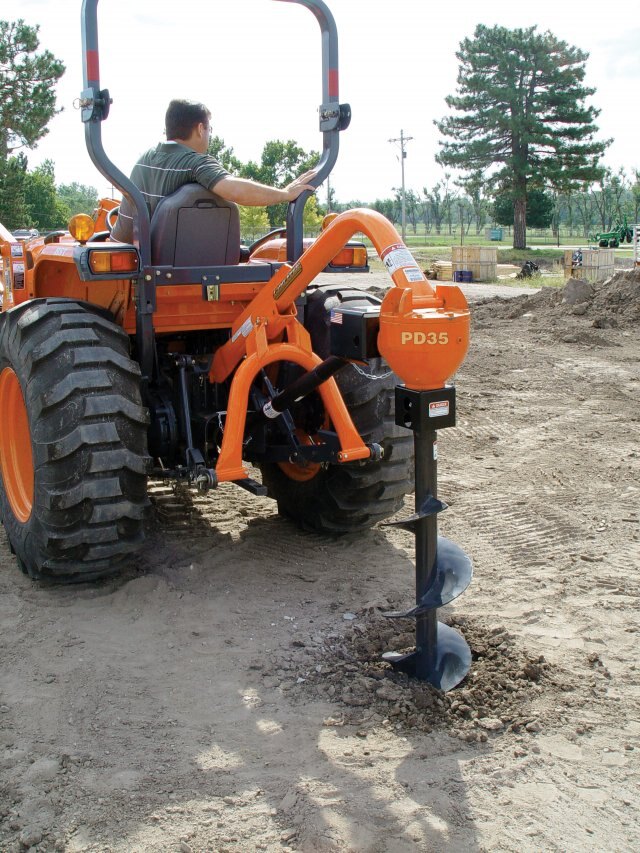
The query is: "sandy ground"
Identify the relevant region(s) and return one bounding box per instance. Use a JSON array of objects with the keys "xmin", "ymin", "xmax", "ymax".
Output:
[{"xmin": 1, "ymin": 269, "xmax": 639, "ymax": 852}]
